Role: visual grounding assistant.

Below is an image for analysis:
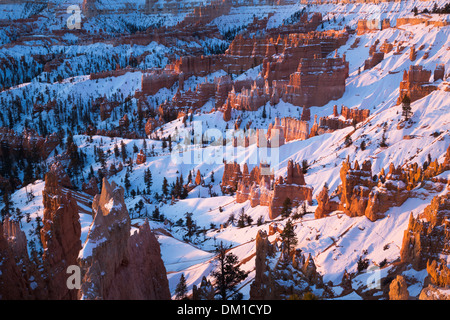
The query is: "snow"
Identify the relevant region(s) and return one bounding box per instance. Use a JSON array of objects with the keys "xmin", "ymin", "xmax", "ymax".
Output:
[{"xmin": 1, "ymin": 0, "xmax": 449, "ymax": 300}]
